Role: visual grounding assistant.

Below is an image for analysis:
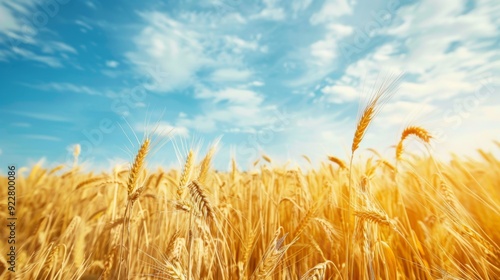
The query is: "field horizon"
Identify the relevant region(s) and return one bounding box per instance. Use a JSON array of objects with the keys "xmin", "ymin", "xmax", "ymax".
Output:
[{"xmin": 2, "ymin": 126, "xmax": 500, "ymax": 279}]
